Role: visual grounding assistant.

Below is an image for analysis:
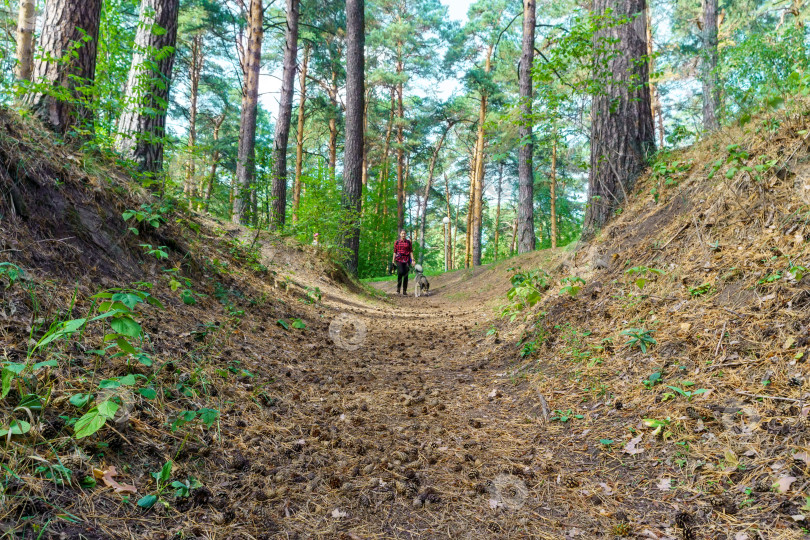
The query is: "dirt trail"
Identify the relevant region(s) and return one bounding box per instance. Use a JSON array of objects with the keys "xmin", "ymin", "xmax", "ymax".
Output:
[{"xmin": 240, "ymin": 262, "xmax": 664, "ymax": 540}]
